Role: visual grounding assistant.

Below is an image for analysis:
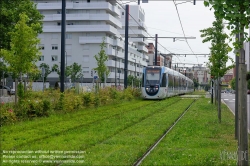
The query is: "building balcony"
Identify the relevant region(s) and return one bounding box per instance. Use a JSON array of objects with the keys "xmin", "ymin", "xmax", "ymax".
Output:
[
  {"xmin": 36, "ymin": 2, "xmax": 74, "ymax": 10},
  {"xmin": 43, "ymin": 14, "xmax": 122, "ymax": 28},
  {"xmin": 143, "ymin": 54, "xmax": 149, "ymax": 60},
  {"xmin": 73, "ymin": 2, "xmax": 120, "ymax": 16},
  {"xmin": 107, "ymin": 60, "xmax": 124, "ymax": 69},
  {"xmin": 79, "ymin": 36, "xmax": 114, "ymax": 45},
  {"xmin": 119, "ymin": 29, "xmax": 148, "ymax": 37},
  {"xmin": 43, "ymin": 25, "xmax": 119, "ymax": 35},
  {"xmin": 36, "ymin": 2, "xmax": 120, "ymax": 16},
  {"xmin": 138, "ymin": 45, "xmax": 148, "ymax": 53},
  {"xmin": 125, "ymin": 20, "xmax": 148, "ymax": 31},
  {"xmin": 128, "ymin": 38, "xmax": 148, "ymax": 45},
  {"xmin": 113, "ymin": 39, "xmax": 124, "ymax": 48}
]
